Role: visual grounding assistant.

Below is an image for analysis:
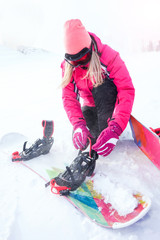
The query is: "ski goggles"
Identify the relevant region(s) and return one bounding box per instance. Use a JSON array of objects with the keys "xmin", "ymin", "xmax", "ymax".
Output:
[{"xmin": 65, "ymin": 42, "xmax": 93, "ymax": 68}]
